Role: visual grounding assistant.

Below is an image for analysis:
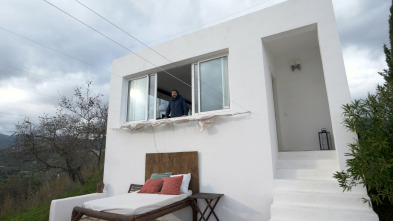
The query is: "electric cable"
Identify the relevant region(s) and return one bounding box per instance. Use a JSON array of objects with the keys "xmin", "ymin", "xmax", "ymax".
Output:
[
  {"xmin": 0, "ymin": 26, "xmax": 110, "ymax": 76},
  {"xmin": 74, "ymin": 0, "xmax": 173, "ymax": 66},
  {"xmin": 0, "ymin": 0, "xmax": 269, "ymax": 131},
  {"xmin": 66, "ymin": 0, "xmax": 252, "ymax": 112},
  {"xmin": 43, "ymin": 0, "xmax": 191, "ymax": 88}
]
